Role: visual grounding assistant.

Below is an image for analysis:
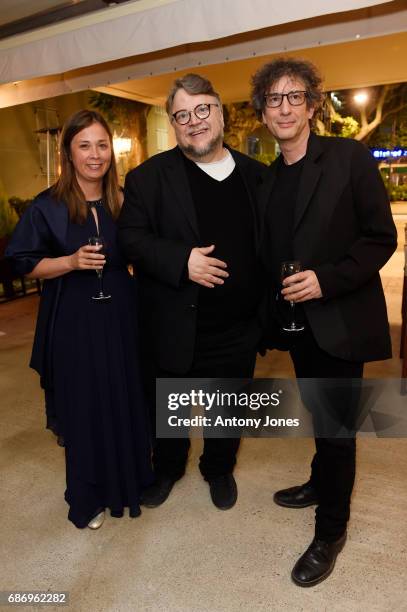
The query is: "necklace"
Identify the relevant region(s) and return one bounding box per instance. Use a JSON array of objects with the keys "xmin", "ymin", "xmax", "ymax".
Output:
[{"xmin": 86, "ymin": 198, "xmax": 104, "ymax": 207}]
